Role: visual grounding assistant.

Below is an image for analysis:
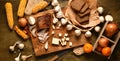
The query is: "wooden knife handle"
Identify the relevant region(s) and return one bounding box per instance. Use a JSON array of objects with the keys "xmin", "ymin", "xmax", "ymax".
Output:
[{"xmin": 48, "ymin": 56, "xmax": 59, "ymax": 61}]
